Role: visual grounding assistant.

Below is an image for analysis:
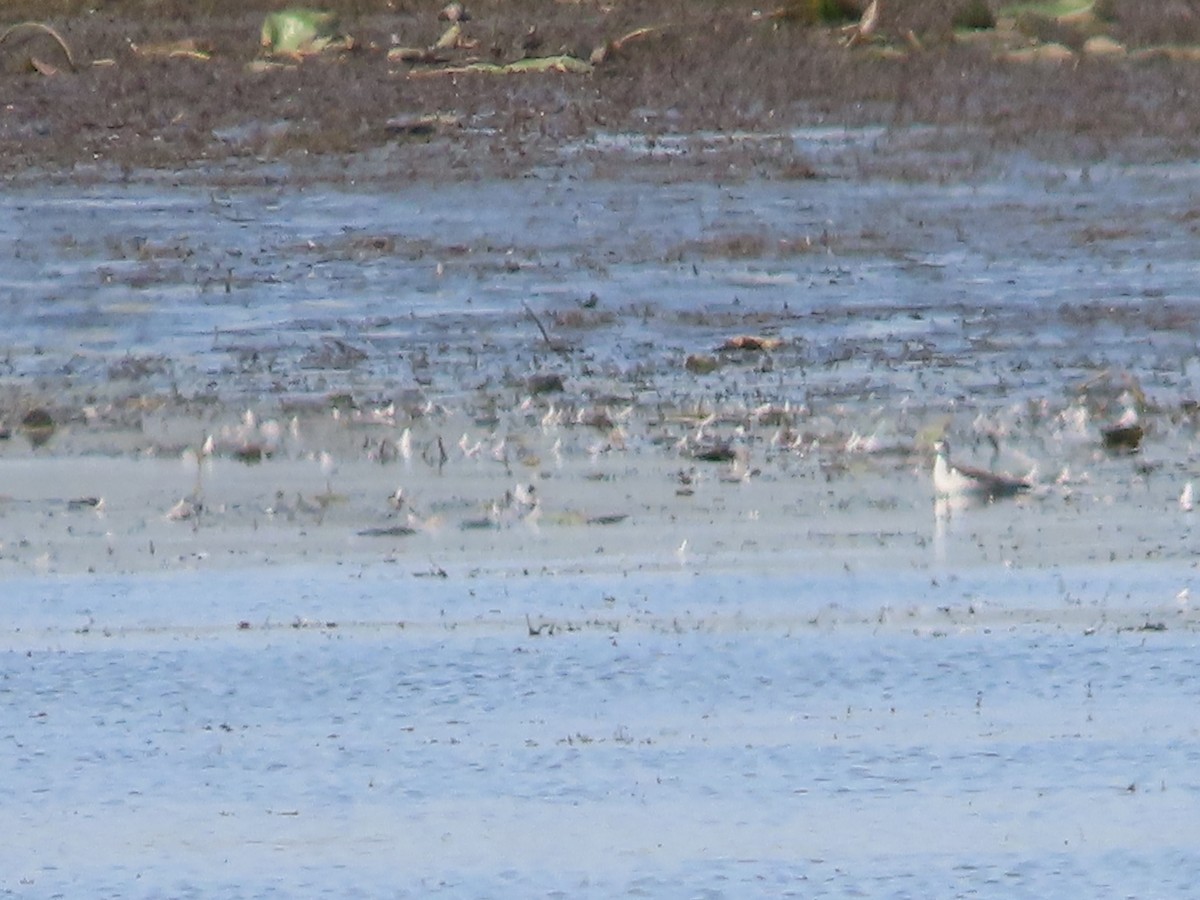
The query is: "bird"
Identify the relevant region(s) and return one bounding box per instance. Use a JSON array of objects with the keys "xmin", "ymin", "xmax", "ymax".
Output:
[
  {"xmin": 165, "ymin": 495, "xmax": 201, "ymax": 522},
  {"xmin": 932, "ymin": 439, "xmax": 1031, "ymax": 502},
  {"xmin": 1101, "ymin": 418, "xmax": 1143, "ymax": 454},
  {"xmin": 1101, "ymin": 396, "xmax": 1144, "ymax": 453},
  {"xmin": 318, "ymin": 450, "xmax": 337, "ymax": 495}
]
